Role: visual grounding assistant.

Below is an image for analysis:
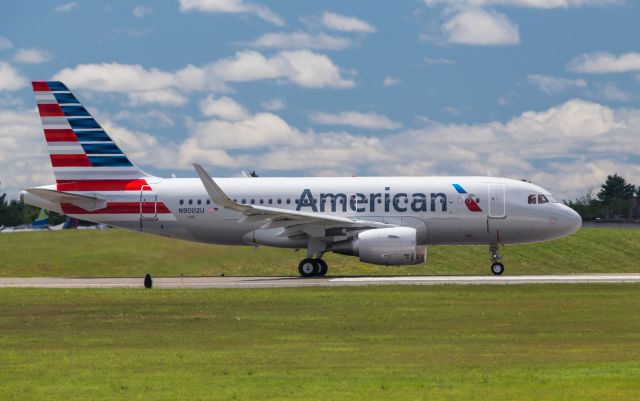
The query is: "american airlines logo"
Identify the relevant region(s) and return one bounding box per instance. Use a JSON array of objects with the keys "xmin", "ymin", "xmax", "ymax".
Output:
[{"xmin": 295, "ymin": 184, "xmax": 482, "ymax": 213}]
